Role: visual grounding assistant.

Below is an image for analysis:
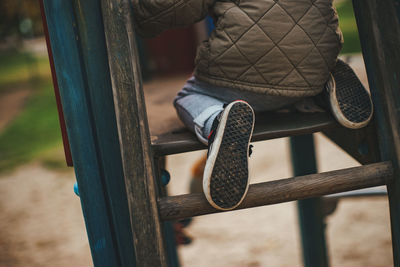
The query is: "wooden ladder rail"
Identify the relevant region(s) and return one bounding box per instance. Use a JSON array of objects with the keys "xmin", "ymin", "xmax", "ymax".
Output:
[
  {"xmin": 41, "ymin": 0, "xmax": 400, "ymax": 266},
  {"xmin": 100, "ymin": 0, "xmax": 168, "ymax": 266},
  {"xmin": 40, "ymin": 1, "xmax": 139, "ymax": 266},
  {"xmin": 353, "ymin": 0, "xmax": 400, "ymax": 265},
  {"xmin": 99, "ymin": 0, "xmax": 400, "ymax": 266},
  {"xmin": 159, "ymin": 162, "xmax": 393, "ymax": 221}
]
